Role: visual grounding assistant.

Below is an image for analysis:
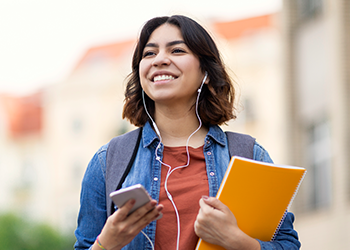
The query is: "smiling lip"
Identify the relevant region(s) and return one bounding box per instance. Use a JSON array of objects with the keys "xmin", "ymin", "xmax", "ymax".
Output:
[
  {"xmin": 151, "ymin": 71, "xmax": 178, "ymax": 83},
  {"xmin": 153, "ymin": 75, "xmax": 175, "ymax": 83}
]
